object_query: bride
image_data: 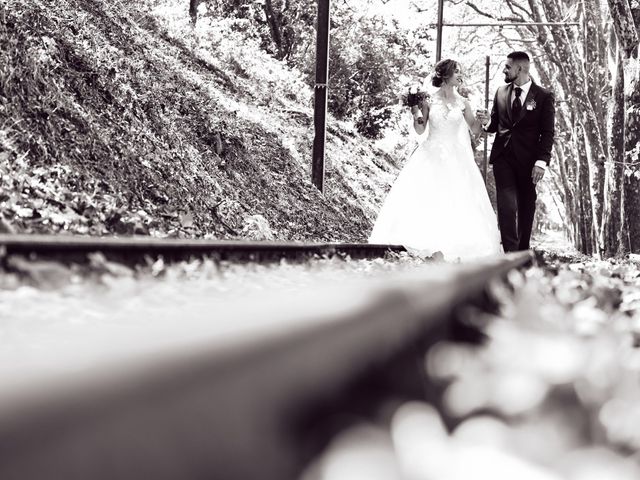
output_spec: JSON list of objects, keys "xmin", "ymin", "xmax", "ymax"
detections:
[{"xmin": 369, "ymin": 59, "xmax": 503, "ymax": 261}]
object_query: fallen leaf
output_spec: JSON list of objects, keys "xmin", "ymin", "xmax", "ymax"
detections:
[{"xmin": 179, "ymin": 212, "xmax": 194, "ymax": 228}]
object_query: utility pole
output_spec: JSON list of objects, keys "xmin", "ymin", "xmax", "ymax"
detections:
[{"xmin": 312, "ymin": 0, "xmax": 330, "ymax": 193}]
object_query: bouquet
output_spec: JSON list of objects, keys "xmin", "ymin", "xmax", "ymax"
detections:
[
  {"xmin": 402, "ymin": 85, "xmax": 428, "ymax": 124},
  {"xmin": 402, "ymin": 85, "xmax": 428, "ymax": 108}
]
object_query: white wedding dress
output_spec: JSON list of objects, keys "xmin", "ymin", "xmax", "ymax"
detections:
[{"xmin": 369, "ymin": 93, "xmax": 503, "ymax": 261}]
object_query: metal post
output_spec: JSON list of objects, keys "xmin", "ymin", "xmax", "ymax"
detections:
[
  {"xmin": 312, "ymin": 0, "xmax": 330, "ymax": 193},
  {"xmin": 435, "ymin": 0, "xmax": 444, "ymax": 62},
  {"xmin": 483, "ymin": 55, "xmax": 490, "ymax": 184},
  {"xmin": 433, "ymin": 22, "xmax": 580, "ymax": 27}
]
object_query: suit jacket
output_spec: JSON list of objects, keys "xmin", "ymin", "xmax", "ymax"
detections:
[{"xmin": 485, "ymin": 81, "xmax": 555, "ymax": 169}]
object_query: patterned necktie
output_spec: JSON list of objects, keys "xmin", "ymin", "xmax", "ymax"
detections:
[{"xmin": 512, "ymin": 86, "xmax": 523, "ymax": 118}]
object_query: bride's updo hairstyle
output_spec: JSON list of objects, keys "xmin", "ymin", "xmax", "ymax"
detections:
[{"xmin": 432, "ymin": 59, "xmax": 459, "ymax": 87}]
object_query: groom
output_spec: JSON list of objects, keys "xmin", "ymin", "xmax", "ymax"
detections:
[{"xmin": 482, "ymin": 51, "xmax": 555, "ymax": 252}]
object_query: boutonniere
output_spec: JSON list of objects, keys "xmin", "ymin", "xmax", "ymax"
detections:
[{"xmin": 525, "ymin": 99, "xmax": 537, "ymax": 111}]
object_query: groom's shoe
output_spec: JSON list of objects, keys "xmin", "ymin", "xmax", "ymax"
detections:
[
  {"xmin": 499, "ymin": 235, "xmax": 519, "ymax": 252},
  {"xmin": 501, "ymin": 238, "xmax": 519, "ymax": 252},
  {"xmin": 518, "ymin": 240, "xmax": 531, "ymax": 250}
]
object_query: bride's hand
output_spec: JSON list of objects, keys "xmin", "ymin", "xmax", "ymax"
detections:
[{"xmin": 411, "ymin": 105, "xmax": 425, "ymax": 125}]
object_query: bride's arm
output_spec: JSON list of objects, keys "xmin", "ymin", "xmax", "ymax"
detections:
[
  {"xmin": 411, "ymin": 99, "xmax": 429, "ymax": 135},
  {"xmin": 463, "ymin": 100, "xmax": 483, "ymax": 135}
]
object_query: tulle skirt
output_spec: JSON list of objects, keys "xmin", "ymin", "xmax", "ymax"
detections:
[{"xmin": 369, "ymin": 134, "xmax": 503, "ymax": 261}]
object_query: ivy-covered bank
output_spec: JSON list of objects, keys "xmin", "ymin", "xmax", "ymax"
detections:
[{"xmin": 0, "ymin": 0, "xmax": 409, "ymax": 241}]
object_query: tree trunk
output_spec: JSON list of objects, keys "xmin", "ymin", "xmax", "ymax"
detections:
[
  {"xmin": 586, "ymin": 0, "xmax": 609, "ymax": 132},
  {"xmin": 604, "ymin": 43, "xmax": 626, "ymax": 256},
  {"xmin": 623, "ymin": 30, "xmax": 640, "ymax": 250},
  {"xmin": 581, "ymin": 0, "xmax": 608, "ymax": 253},
  {"xmin": 575, "ymin": 120, "xmax": 597, "ymax": 254},
  {"xmin": 607, "ymin": 0, "xmax": 640, "ymax": 54},
  {"xmin": 190, "ymin": 0, "xmax": 200, "ymax": 26},
  {"xmin": 263, "ymin": 0, "xmax": 286, "ymax": 59},
  {"xmin": 554, "ymin": 146, "xmax": 579, "ymax": 244}
]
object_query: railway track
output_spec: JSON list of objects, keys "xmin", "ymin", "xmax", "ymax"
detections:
[
  {"xmin": 0, "ymin": 234, "xmax": 405, "ymax": 264},
  {"xmin": 0, "ymin": 236, "xmax": 534, "ymax": 480}
]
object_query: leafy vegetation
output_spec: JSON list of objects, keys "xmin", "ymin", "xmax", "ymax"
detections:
[
  {"xmin": 0, "ymin": 0, "xmax": 413, "ymax": 241},
  {"xmin": 194, "ymin": 0, "xmax": 432, "ymax": 138},
  {"xmin": 303, "ymin": 252, "xmax": 640, "ymax": 480}
]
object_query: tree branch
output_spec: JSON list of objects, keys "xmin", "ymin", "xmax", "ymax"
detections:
[
  {"xmin": 464, "ymin": 1, "xmax": 498, "ymax": 19},
  {"xmin": 410, "ymin": 1, "xmax": 429, "ymax": 13}
]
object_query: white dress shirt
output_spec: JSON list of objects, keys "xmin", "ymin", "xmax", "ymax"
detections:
[
  {"xmin": 513, "ymin": 79, "xmax": 546, "ymax": 170},
  {"xmin": 511, "ymin": 79, "xmax": 532, "ymax": 107}
]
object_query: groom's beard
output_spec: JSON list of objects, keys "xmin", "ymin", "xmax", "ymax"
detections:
[{"xmin": 504, "ymin": 74, "xmax": 515, "ymax": 83}]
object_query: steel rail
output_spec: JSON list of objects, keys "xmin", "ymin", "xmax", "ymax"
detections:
[
  {"xmin": 0, "ymin": 234, "xmax": 405, "ymax": 263},
  {"xmin": 0, "ymin": 250, "xmax": 533, "ymax": 480}
]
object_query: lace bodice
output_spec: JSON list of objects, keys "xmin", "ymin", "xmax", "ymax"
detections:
[{"xmin": 427, "ymin": 93, "xmax": 467, "ymax": 140}]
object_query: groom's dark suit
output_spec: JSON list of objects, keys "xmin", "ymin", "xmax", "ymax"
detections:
[{"xmin": 485, "ymin": 81, "xmax": 555, "ymax": 251}]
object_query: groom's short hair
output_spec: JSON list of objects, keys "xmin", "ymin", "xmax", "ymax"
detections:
[{"xmin": 507, "ymin": 51, "xmax": 530, "ymax": 63}]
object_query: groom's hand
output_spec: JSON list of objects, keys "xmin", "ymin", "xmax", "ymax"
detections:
[
  {"xmin": 475, "ymin": 109, "xmax": 489, "ymax": 125},
  {"xmin": 532, "ymin": 165, "xmax": 545, "ymax": 184}
]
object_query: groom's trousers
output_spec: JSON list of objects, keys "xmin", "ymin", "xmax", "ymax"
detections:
[{"xmin": 492, "ymin": 151, "xmax": 537, "ymax": 252}]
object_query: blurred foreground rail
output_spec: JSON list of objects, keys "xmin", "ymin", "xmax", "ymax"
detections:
[
  {"xmin": 0, "ymin": 250, "xmax": 533, "ymax": 480},
  {"xmin": 0, "ymin": 234, "xmax": 405, "ymax": 264}
]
